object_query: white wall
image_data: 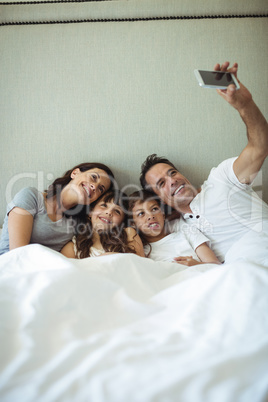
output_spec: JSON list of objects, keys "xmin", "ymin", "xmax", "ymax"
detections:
[{"xmin": 0, "ymin": 0, "xmax": 267, "ymax": 223}]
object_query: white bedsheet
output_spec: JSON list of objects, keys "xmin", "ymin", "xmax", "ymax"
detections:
[{"xmin": 0, "ymin": 243, "xmax": 268, "ymax": 402}]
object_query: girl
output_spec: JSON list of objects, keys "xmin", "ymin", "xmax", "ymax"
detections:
[
  {"xmin": 0, "ymin": 162, "xmax": 114, "ymax": 255},
  {"xmin": 128, "ymin": 190, "xmax": 220, "ymax": 266},
  {"xmin": 61, "ymin": 190, "xmax": 145, "ymax": 258}
]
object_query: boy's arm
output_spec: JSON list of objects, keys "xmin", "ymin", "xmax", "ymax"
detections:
[
  {"xmin": 173, "ymin": 243, "xmax": 220, "ymax": 266},
  {"xmin": 195, "ymin": 243, "xmax": 221, "ymax": 264}
]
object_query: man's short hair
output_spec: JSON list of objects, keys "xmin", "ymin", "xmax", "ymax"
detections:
[{"xmin": 139, "ymin": 154, "xmax": 179, "ymax": 191}]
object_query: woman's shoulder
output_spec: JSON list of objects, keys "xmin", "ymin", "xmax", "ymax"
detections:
[
  {"xmin": 8, "ymin": 187, "xmax": 44, "ymax": 214},
  {"xmin": 15, "ymin": 187, "xmax": 39, "ymax": 198}
]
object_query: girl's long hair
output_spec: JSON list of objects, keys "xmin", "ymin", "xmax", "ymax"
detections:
[
  {"xmin": 44, "ymin": 162, "xmax": 115, "ymax": 221},
  {"xmin": 75, "ymin": 190, "xmax": 137, "ymax": 259}
]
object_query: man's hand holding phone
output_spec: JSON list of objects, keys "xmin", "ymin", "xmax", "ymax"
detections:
[{"xmin": 214, "ymin": 62, "xmax": 253, "ymax": 112}]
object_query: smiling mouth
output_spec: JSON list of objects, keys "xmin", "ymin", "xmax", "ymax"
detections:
[
  {"xmin": 99, "ymin": 217, "xmax": 112, "ymax": 224},
  {"xmin": 172, "ymin": 184, "xmax": 185, "ymax": 196},
  {"xmin": 82, "ymin": 184, "xmax": 91, "ymax": 198}
]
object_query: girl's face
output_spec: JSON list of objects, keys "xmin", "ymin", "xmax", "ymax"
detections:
[
  {"xmin": 91, "ymin": 198, "xmax": 125, "ymax": 231},
  {"xmin": 132, "ymin": 199, "xmax": 166, "ymax": 242},
  {"xmin": 66, "ymin": 168, "xmax": 111, "ymax": 206}
]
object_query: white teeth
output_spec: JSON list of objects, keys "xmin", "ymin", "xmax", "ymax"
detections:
[
  {"xmin": 149, "ymin": 223, "xmax": 158, "ymax": 228},
  {"xmin": 100, "ymin": 217, "xmax": 110, "ymax": 224},
  {"xmin": 82, "ymin": 185, "xmax": 90, "ymax": 197},
  {"xmin": 174, "ymin": 185, "xmax": 184, "ymax": 196}
]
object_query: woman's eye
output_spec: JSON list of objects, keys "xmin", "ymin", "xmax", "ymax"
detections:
[
  {"xmin": 137, "ymin": 212, "xmax": 144, "ymax": 217},
  {"xmin": 99, "ymin": 186, "xmax": 104, "ymax": 194},
  {"xmin": 115, "ymin": 209, "xmax": 122, "ymax": 215}
]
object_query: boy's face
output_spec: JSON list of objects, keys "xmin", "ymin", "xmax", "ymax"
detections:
[{"xmin": 132, "ymin": 199, "xmax": 166, "ymax": 242}]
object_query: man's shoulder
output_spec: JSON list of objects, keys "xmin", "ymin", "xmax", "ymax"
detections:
[{"xmin": 208, "ymin": 157, "xmax": 237, "ymax": 179}]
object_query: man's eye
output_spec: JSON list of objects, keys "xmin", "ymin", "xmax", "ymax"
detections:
[
  {"xmin": 152, "ymin": 207, "xmax": 159, "ymax": 212},
  {"xmin": 159, "ymin": 181, "xmax": 164, "ymax": 188},
  {"xmin": 91, "ymin": 174, "xmax": 97, "ymax": 181},
  {"xmin": 137, "ymin": 212, "xmax": 144, "ymax": 217}
]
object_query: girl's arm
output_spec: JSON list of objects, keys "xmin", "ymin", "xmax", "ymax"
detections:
[
  {"xmin": 125, "ymin": 227, "xmax": 145, "ymax": 257},
  {"xmin": 60, "ymin": 241, "xmax": 76, "ymax": 258},
  {"xmin": 173, "ymin": 243, "xmax": 221, "ymax": 266},
  {"xmin": 8, "ymin": 207, "xmax": 34, "ymax": 250}
]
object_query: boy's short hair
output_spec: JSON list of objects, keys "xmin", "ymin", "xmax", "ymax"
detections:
[
  {"xmin": 139, "ymin": 154, "xmax": 179, "ymax": 191},
  {"xmin": 128, "ymin": 189, "xmax": 162, "ymax": 213}
]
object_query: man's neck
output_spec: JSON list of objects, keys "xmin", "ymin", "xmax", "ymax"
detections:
[
  {"xmin": 174, "ymin": 189, "xmax": 200, "ymax": 215},
  {"xmin": 176, "ymin": 205, "xmax": 193, "ymax": 215}
]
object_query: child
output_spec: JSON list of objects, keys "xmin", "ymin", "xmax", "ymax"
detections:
[
  {"xmin": 61, "ymin": 190, "xmax": 145, "ymax": 259},
  {"xmin": 128, "ymin": 190, "xmax": 220, "ymax": 266}
]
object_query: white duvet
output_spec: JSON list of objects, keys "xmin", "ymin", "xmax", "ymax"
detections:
[{"xmin": 0, "ymin": 233, "xmax": 268, "ymax": 402}]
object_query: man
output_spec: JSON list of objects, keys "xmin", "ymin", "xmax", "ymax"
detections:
[{"xmin": 139, "ymin": 62, "xmax": 268, "ymax": 262}]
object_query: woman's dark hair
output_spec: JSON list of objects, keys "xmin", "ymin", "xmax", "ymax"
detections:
[
  {"xmin": 128, "ymin": 189, "xmax": 163, "ymax": 257},
  {"xmin": 75, "ymin": 190, "xmax": 137, "ymax": 259},
  {"xmin": 140, "ymin": 154, "xmax": 178, "ymax": 191},
  {"xmin": 45, "ymin": 162, "xmax": 115, "ymax": 221}
]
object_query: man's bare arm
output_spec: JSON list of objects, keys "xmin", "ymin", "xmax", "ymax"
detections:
[{"xmin": 215, "ymin": 62, "xmax": 268, "ymax": 184}]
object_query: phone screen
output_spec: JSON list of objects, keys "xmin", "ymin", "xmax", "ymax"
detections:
[{"xmin": 199, "ymin": 70, "xmax": 235, "ymax": 86}]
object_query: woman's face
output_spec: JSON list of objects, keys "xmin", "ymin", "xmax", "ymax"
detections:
[
  {"xmin": 90, "ymin": 198, "xmax": 125, "ymax": 231},
  {"xmin": 64, "ymin": 168, "xmax": 111, "ymax": 206}
]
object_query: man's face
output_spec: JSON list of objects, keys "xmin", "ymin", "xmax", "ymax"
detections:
[{"xmin": 145, "ymin": 163, "xmax": 197, "ymax": 211}]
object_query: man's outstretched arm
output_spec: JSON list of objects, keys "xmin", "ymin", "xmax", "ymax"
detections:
[{"xmin": 215, "ymin": 61, "xmax": 268, "ymax": 184}]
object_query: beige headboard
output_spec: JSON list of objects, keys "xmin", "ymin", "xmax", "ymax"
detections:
[{"xmin": 1, "ymin": 0, "xmax": 267, "ymax": 223}]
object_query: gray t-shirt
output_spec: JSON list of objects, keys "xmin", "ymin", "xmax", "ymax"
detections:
[{"xmin": 0, "ymin": 187, "xmax": 76, "ymax": 255}]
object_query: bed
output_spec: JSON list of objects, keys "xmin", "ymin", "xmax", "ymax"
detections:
[
  {"xmin": 0, "ymin": 227, "xmax": 267, "ymax": 402},
  {"xmin": 1, "ymin": 0, "xmax": 268, "ymax": 400}
]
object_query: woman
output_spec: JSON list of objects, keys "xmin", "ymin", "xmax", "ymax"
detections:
[{"xmin": 0, "ymin": 162, "xmax": 114, "ymax": 255}]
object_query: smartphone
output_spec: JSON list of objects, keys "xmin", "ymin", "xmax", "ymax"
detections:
[{"xmin": 194, "ymin": 69, "xmax": 240, "ymax": 89}]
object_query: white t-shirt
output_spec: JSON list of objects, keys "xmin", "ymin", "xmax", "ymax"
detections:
[
  {"xmin": 183, "ymin": 157, "xmax": 268, "ymax": 262},
  {"xmin": 144, "ymin": 219, "xmax": 209, "ymax": 263}
]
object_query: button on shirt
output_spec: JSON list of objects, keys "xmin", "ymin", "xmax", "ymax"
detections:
[{"xmin": 182, "ymin": 157, "xmax": 268, "ymax": 262}]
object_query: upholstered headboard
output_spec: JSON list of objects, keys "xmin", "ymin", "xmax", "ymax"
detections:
[{"xmin": 1, "ymin": 0, "xmax": 267, "ymax": 223}]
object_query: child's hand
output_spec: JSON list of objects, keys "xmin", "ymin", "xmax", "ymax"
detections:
[{"xmin": 173, "ymin": 256, "xmax": 202, "ymax": 266}]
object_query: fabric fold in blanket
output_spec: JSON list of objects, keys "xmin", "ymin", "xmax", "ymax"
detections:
[{"xmin": 0, "ymin": 243, "xmax": 267, "ymax": 402}]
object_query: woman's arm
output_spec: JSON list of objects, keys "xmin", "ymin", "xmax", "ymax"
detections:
[
  {"xmin": 125, "ymin": 227, "xmax": 145, "ymax": 257},
  {"xmin": 60, "ymin": 241, "xmax": 76, "ymax": 258},
  {"xmin": 8, "ymin": 207, "xmax": 34, "ymax": 250}
]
